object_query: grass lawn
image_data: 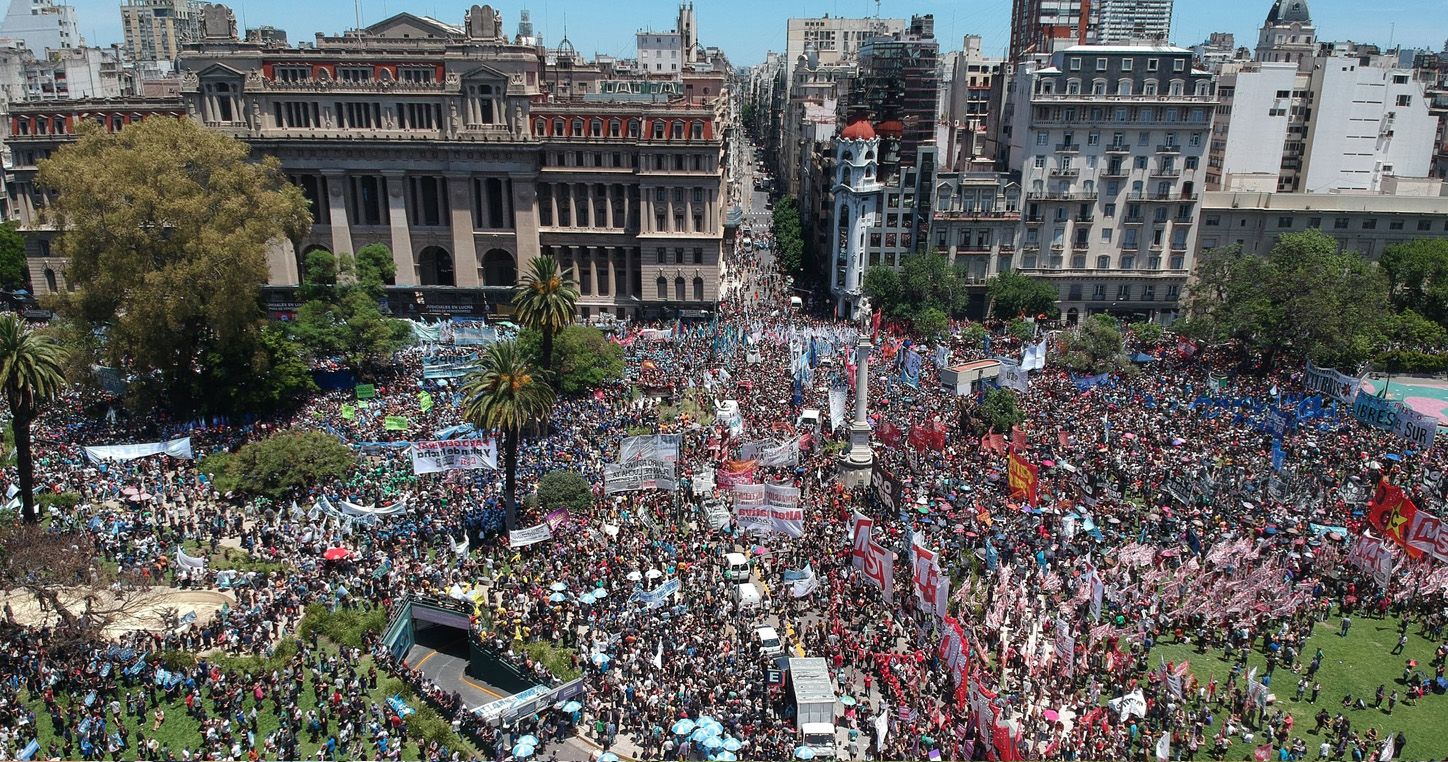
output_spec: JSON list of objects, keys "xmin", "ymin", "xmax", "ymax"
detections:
[
  {"xmin": 1152, "ymin": 614, "xmax": 1446, "ymax": 759},
  {"xmin": 20, "ymin": 637, "xmax": 480, "ymax": 760}
]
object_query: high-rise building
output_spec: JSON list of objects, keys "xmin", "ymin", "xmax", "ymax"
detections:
[
  {"xmin": 121, "ymin": 0, "xmax": 203, "ymax": 63},
  {"xmin": 1300, "ymin": 58, "xmax": 1437, "ymax": 192},
  {"xmin": 1254, "ymin": 0, "xmax": 1316, "ymax": 71},
  {"xmin": 937, "ymin": 35, "xmax": 1004, "ymax": 170},
  {"xmin": 785, "ymin": 16, "xmax": 904, "ymax": 77},
  {"xmin": 1008, "ymin": 0, "xmax": 1096, "ymax": 62},
  {"xmin": 848, "ymin": 15, "xmax": 939, "ymax": 176},
  {"xmin": 10, "ymin": 2, "xmax": 733, "ymax": 321},
  {"xmin": 1095, "ymin": 0, "xmax": 1172, "ymax": 44},
  {"xmin": 1003, "ymin": 44, "xmax": 1216, "ymax": 322},
  {"xmin": 0, "ymin": 0, "xmax": 81, "ymax": 54}
]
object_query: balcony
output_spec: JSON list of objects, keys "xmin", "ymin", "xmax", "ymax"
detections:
[
  {"xmin": 1104, "ymin": 145, "xmax": 1131, "ymax": 154},
  {"xmin": 1025, "ymin": 214, "xmax": 1045, "ymax": 223},
  {"xmin": 958, "ymin": 245, "xmax": 994, "ymax": 253},
  {"xmin": 1123, "ymin": 216, "xmax": 1145, "ymax": 225},
  {"xmin": 934, "ymin": 209, "xmax": 1022, "ymax": 221},
  {"xmin": 1026, "ymin": 191, "xmax": 1098, "ymax": 201},
  {"xmin": 1151, "ymin": 168, "xmax": 1182, "ymax": 178},
  {"xmin": 1075, "ymin": 214, "xmax": 1095, "ymax": 223},
  {"xmin": 1174, "ymin": 215, "xmax": 1195, "ymax": 224},
  {"xmin": 1155, "ymin": 144, "xmax": 1181, "ymax": 153},
  {"xmin": 1056, "ymin": 143, "xmax": 1081, "ymax": 152},
  {"xmin": 1049, "ymin": 167, "xmax": 1080, "ymax": 177},
  {"xmin": 1101, "ymin": 168, "xmax": 1128, "ymax": 178}
]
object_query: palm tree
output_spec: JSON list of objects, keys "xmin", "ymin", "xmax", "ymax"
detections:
[
  {"xmin": 512, "ymin": 255, "xmax": 579, "ymax": 376},
  {"xmin": 461, "ymin": 340, "xmax": 554, "ymax": 531},
  {"xmin": 0, "ymin": 314, "xmax": 66, "ymax": 523}
]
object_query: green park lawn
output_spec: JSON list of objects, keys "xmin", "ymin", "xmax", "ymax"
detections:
[
  {"xmin": 1152, "ymin": 614, "xmax": 1446, "ymax": 759},
  {"xmin": 20, "ymin": 636, "xmax": 479, "ymax": 760}
]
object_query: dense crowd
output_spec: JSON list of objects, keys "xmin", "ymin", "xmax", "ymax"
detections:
[{"xmin": 0, "ymin": 204, "xmax": 1443, "ymax": 762}]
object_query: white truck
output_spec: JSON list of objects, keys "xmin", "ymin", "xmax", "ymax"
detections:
[{"xmin": 788, "ymin": 657, "xmax": 838, "ymax": 759}]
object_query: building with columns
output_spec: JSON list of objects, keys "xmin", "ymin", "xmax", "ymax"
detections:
[{"xmin": 9, "ymin": 2, "xmax": 730, "ymax": 321}]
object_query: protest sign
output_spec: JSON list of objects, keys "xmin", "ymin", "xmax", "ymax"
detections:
[{"xmin": 410, "ymin": 439, "xmax": 498, "ymax": 475}]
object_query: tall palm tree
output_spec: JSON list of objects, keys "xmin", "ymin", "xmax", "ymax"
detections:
[
  {"xmin": 0, "ymin": 314, "xmax": 66, "ymax": 523},
  {"xmin": 461, "ymin": 340, "xmax": 554, "ymax": 531},
  {"xmin": 512, "ymin": 255, "xmax": 579, "ymax": 376}
]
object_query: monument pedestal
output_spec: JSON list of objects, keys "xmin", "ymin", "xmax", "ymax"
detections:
[{"xmin": 836, "ymin": 418, "xmax": 874, "ymax": 489}]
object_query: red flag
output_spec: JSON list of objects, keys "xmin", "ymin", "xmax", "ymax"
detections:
[
  {"xmin": 871, "ymin": 309, "xmax": 882, "ymax": 338},
  {"xmin": 1011, "ymin": 425, "xmax": 1027, "ymax": 451},
  {"xmin": 1367, "ymin": 479, "xmax": 1422, "ymax": 559},
  {"xmin": 908, "ymin": 423, "xmax": 931, "ymax": 452},
  {"xmin": 926, "ymin": 419, "xmax": 947, "ymax": 450},
  {"xmin": 1058, "ymin": 429, "xmax": 1069, "ymax": 450},
  {"xmin": 1007, "ymin": 450, "xmax": 1040, "ymax": 505},
  {"xmin": 879, "ymin": 421, "xmax": 903, "ymax": 447}
]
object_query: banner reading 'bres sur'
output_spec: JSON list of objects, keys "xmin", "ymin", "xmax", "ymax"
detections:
[
  {"xmin": 411, "ymin": 439, "xmax": 498, "ymax": 475},
  {"xmin": 1304, "ymin": 362, "xmax": 1363, "ymax": 405},
  {"xmin": 604, "ymin": 460, "xmax": 678, "ymax": 494},
  {"xmin": 1351, "ymin": 390, "xmax": 1438, "ymax": 451}
]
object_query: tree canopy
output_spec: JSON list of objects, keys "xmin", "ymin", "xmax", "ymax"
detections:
[
  {"xmin": 1179, "ymin": 230, "xmax": 1389, "ymax": 367},
  {"xmin": 287, "ymin": 246, "xmax": 411, "ymax": 368},
  {"xmin": 1061, "ymin": 314, "xmax": 1132, "ymax": 374},
  {"xmin": 517, "ymin": 324, "xmax": 624, "ymax": 396},
  {"xmin": 987, "ymin": 271, "xmax": 1060, "ymax": 320},
  {"xmin": 201, "ymin": 430, "xmax": 356, "ymax": 499},
  {"xmin": 863, "ymin": 253, "xmax": 969, "ymax": 322},
  {"xmin": 977, "ymin": 388, "xmax": 1024, "ymax": 433},
  {"xmin": 534, "ymin": 469, "xmax": 593, "ymax": 514},
  {"xmin": 1380, "ymin": 239, "xmax": 1448, "ymax": 327},
  {"xmin": 0, "ymin": 222, "xmax": 27, "ymax": 291},
  {"xmin": 771, "ymin": 196, "xmax": 805, "ymax": 275},
  {"xmin": 38, "ymin": 117, "xmax": 312, "ymax": 412}
]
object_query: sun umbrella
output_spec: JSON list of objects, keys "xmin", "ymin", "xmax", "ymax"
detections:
[
  {"xmin": 722, "ymin": 738, "xmax": 743, "ymax": 752},
  {"xmin": 561, "ymin": 701, "xmax": 583, "ymax": 713},
  {"xmin": 323, "ymin": 547, "xmax": 350, "ymax": 561},
  {"xmin": 839, "ymin": 695, "xmax": 857, "ymax": 706},
  {"xmin": 516, "ymin": 735, "xmax": 539, "ymax": 747},
  {"xmin": 702, "ymin": 736, "xmax": 724, "ymax": 750},
  {"xmin": 715, "ymin": 753, "xmax": 738, "ymax": 762},
  {"xmin": 794, "ymin": 746, "xmax": 817, "ymax": 760},
  {"xmin": 578, "ymin": 591, "xmax": 597, "ymax": 605},
  {"xmin": 548, "ymin": 592, "xmax": 568, "ymax": 603},
  {"xmin": 593, "ymin": 588, "xmax": 609, "ymax": 599},
  {"xmin": 549, "ymin": 582, "xmax": 567, "ymax": 592},
  {"xmin": 511, "ymin": 743, "xmax": 535, "ymax": 758},
  {"xmin": 599, "ymin": 754, "xmax": 620, "ymax": 762},
  {"xmin": 646, "ymin": 569, "xmax": 663, "ymax": 579},
  {"xmin": 626, "ymin": 570, "xmax": 643, "ymax": 582},
  {"xmin": 590, "ymin": 652, "xmax": 610, "ymax": 667},
  {"xmin": 672, "ymin": 718, "xmax": 697, "ymax": 735}
]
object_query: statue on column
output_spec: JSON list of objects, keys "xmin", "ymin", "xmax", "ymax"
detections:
[{"xmin": 852, "ymin": 296, "xmax": 873, "ymax": 331}]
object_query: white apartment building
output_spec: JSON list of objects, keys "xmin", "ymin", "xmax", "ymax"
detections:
[
  {"xmin": 637, "ymin": 31, "xmax": 682, "ymax": 75},
  {"xmin": 1095, "ymin": 0, "xmax": 1172, "ymax": 44},
  {"xmin": 1300, "ymin": 59, "xmax": 1437, "ymax": 192},
  {"xmin": 1200, "ymin": 183, "xmax": 1448, "ymax": 261},
  {"xmin": 0, "ymin": 0, "xmax": 79, "ymax": 54},
  {"xmin": 1003, "ymin": 45, "xmax": 1216, "ymax": 323},
  {"xmin": 1206, "ymin": 61, "xmax": 1304, "ymax": 191}
]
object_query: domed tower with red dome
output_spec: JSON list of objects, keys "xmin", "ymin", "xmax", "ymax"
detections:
[{"xmin": 830, "ymin": 115, "xmax": 884, "ymax": 317}]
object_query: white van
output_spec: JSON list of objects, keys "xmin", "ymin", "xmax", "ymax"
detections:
[
  {"xmin": 734, "ymin": 582, "xmax": 763, "ymax": 610},
  {"xmin": 789, "ymin": 296, "xmax": 804, "ymax": 310},
  {"xmin": 724, "ymin": 552, "xmax": 751, "ymax": 582},
  {"xmin": 796, "ymin": 409, "xmax": 822, "ymax": 435},
  {"xmin": 754, "ymin": 625, "xmax": 784, "ymax": 657}
]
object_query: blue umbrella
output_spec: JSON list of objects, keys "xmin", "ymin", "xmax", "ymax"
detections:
[
  {"xmin": 590, "ymin": 652, "xmax": 610, "ymax": 667},
  {"xmin": 548, "ymin": 592, "xmax": 567, "ymax": 603},
  {"xmin": 561, "ymin": 701, "xmax": 583, "ymax": 713},
  {"xmin": 795, "ymin": 746, "xmax": 817, "ymax": 760},
  {"xmin": 715, "ymin": 753, "xmax": 738, "ymax": 762},
  {"xmin": 579, "ymin": 591, "xmax": 597, "ymax": 605},
  {"xmin": 702, "ymin": 736, "xmax": 724, "ymax": 750},
  {"xmin": 839, "ymin": 695, "xmax": 857, "ymax": 706},
  {"xmin": 722, "ymin": 738, "xmax": 743, "ymax": 752},
  {"xmin": 599, "ymin": 755, "xmax": 620, "ymax": 762},
  {"xmin": 549, "ymin": 582, "xmax": 567, "ymax": 591},
  {"xmin": 672, "ymin": 718, "xmax": 697, "ymax": 735},
  {"xmin": 516, "ymin": 735, "xmax": 539, "ymax": 747},
  {"xmin": 691, "ymin": 727, "xmax": 717, "ymax": 743},
  {"xmin": 511, "ymin": 743, "xmax": 536, "ymax": 758}
]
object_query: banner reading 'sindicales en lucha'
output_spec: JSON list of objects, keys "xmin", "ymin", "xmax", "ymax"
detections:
[{"xmin": 410, "ymin": 438, "xmax": 498, "ymax": 475}]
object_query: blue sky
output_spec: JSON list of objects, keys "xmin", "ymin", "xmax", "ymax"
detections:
[{"xmin": 67, "ymin": 0, "xmax": 1447, "ymax": 65}]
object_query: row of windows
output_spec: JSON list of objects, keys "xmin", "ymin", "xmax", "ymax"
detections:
[
  {"xmin": 1064, "ymin": 283, "xmax": 1182, "ymax": 302},
  {"xmin": 1032, "ymin": 105, "xmax": 1210, "ymax": 124},
  {"xmin": 1057, "ymin": 77, "xmax": 1198, "ymax": 97},
  {"xmin": 1021, "ymin": 253, "xmax": 1188, "ymax": 272},
  {"xmin": 288, "ymin": 173, "xmax": 514, "ymax": 230},
  {"xmin": 533, "ymin": 116, "xmax": 708, "ymax": 141},
  {"xmin": 1203, "ymin": 215, "xmax": 1448, "ymax": 233},
  {"xmin": 1066, "ymin": 56, "xmax": 1187, "ymax": 74},
  {"xmin": 270, "ymin": 64, "xmax": 444, "ymax": 84}
]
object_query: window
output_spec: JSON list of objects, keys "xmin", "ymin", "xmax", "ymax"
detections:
[
  {"xmin": 1419, "ymin": 219, "xmax": 1433, "ymax": 231},
  {"xmin": 1361, "ymin": 218, "xmax": 1376, "ymax": 230},
  {"xmin": 1091, "ymin": 284, "xmax": 1106, "ymax": 300},
  {"xmin": 1166, "ymin": 285, "xmax": 1180, "ymax": 301},
  {"xmin": 1120, "ymin": 58, "xmax": 1133, "ymax": 71},
  {"xmin": 1117, "ymin": 284, "xmax": 1132, "ymax": 300},
  {"xmin": 1069, "ymin": 57, "xmax": 1081, "ymax": 71},
  {"xmin": 1333, "ymin": 217, "xmax": 1349, "ymax": 229},
  {"xmin": 1036, "ymin": 133, "xmax": 1049, "ymax": 146},
  {"xmin": 1123, "ymin": 229, "xmax": 1138, "ymax": 249},
  {"xmin": 693, "ymin": 248, "xmax": 703, "ymax": 265},
  {"xmin": 1146, "ymin": 58, "xmax": 1159, "ymax": 72},
  {"xmin": 1143, "ymin": 284, "xmax": 1156, "ymax": 301},
  {"xmin": 693, "ymin": 277, "xmax": 704, "ymax": 301},
  {"xmin": 1396, "ymin": 95, "xmax": 1412, "ymax": 107},
  {"xmin": 1172, "ymin": 58, "xmax": 1185, "ymax": 72},
  {"xmin": 1068, "ymin": 284, "xmax": 1082, "ymax": 300},
  {"xmin": 1204, "ymin": 215, "xmax": 1220, "ymax": 227},
  {"xmin": 657, "ymin": 276, "xmax": 668, "ymax": 299},
  {"xmin": 1095, "ymin": 58, "xmax": 1107, "ymax": 71}
]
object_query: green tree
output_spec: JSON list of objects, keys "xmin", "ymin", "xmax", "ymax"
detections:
[
  {"xmin": 1181, "ymin": 231, "xmax": 1389, "ymax": 367},
  {"xmin": 289, "ymin": 248, "xmax": 411, "ymax": 367},
  {"xmin": 771, "ymin": 196, "xmax": 805, "ymax": 275},
  {"xmin": 534, "ymin": 469, "xmax": 593, "ymax": 513},
  {"xmin": 1380, "ymin": 239, "xmax": 1448, "ymax": 326},
  {"xmin": 977, "ymin": 387, "xmax": 1024, "ymax": 433},
  {"xmin": 912, "ymin": 307, "xmax": 949, "ymax": 341},
  {"xmin": 900, "ymin": 253, "xmax": 969, "ymax": 318},
  {"xmin": 512, "ymin": 255, "xmax": 579, "ymax": 376},
  {"xmin": 203, "ymin": 430, "xmax": 355, "ymax": 499},
  {"xmin": 38, "ymin": 118, "xmax": 311, "ymax": 411},
  {"xmin": 517, "ymin": 325, "xmax": 623, "ymax": 395},
  {"xmin": 462, "ymin": 341, "xmax": 555, "ymax": 530},
  {"xmin": 1062, "ymin": 314, "xmax": 1132, "ymax": 374},
  {"xmin": 0, "ymin": 222, "xmax": 27, "ymax": 291},
  {"xmin": 0, "ymin": 314, "xmax": 65, "ymax": 522},
  {"xmin": 862, "ymin": 266, "xmax": 903, "ymax": 317},
  {"xmin": 1130, "ymin": 321, "xmax": 1165, "ymax": 346},
  {"xmin": 194, "ymin": 323, "xmax": 317, "ymax": 414},
  {"xmin": 987, "ymin": 271, "xmax": 1061, "ymax": 319},
  {"xmin": 1007, "ymin": 319, "xmax": 1035, "ymax": 343},
  {"xmin": 960, "ymin": 322, "xmax": 988, "ymax": 348}
]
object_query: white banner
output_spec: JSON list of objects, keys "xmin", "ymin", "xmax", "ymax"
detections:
[
  {"xmin": 618, "ymin": 434, "xmax": 683, "ymax": 464},
  {"xmin": 1304, "ymin": 361, "xmax": 1363, "ymax": 404},
  {"xmin": 910, "ymin": 534, "xmax": 949, "ymax": 618},
  {"xmin": 84, "ymin": 437, "xmax": 192, "ymax": 463},
  {"xmin": 850, "ymin": 511, "xmax": 874, "ymax": 570},
  {"xmin": 828, "ymin": 388, "xmax": 848, "ymax": 432},
  {"xmin": 862, "ymin": 540, "xmax": 894, "ymax": 603},
  {"xmin": 998, "ymin": 359, "xmax": 1029, "ymax": 393},
  {"xmin": 604, "ymin": 461, "xmax": 678, "ymax": 494},
  {"xmin": 411, "ymin": 439, "xmax": 497, "ymax": 474},
  {"xmin": 767, "ymin": 483, "xmax": 804, "ymax": 538},
  {"xmin": 716, "ymin": 400, "xmax": 744, "ymax": 436},
  {"xmin": 732, "ymin": 483, "xmax": 771, "ymax": 534},
  {"xmin": 741, "ymin": 439, "xmax": 800, "ymax": 467},
  {"xmin": 789, "ymin": 565, "xmax": 820, "ymax": 598},
  {"xmin": 1022, "ymin": 338, "xmax": 1047, "ymax": 371},
  {"xmin": 175, "ymin": 546, "xmax": 207, "ymax": 570},
  {"xmin": 509, "ymin": 522, "xmax": 554, "ymax": 548}
]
